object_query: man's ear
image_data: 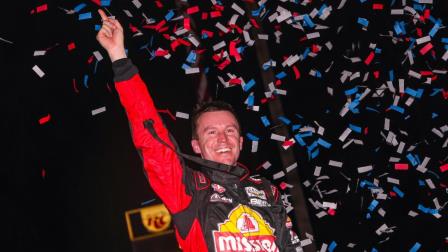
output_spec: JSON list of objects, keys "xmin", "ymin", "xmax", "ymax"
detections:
[
  {"xmin": 239, "ymin": 136, "xmax": 243, "ymax": 150},
  {"xmin": 191, "ymin": 139, "xmax": 202, "ymax": 154}
]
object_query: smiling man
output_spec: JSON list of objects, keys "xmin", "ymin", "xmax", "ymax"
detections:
[{"xmin": 96, "ymin": 9, "xmax": 301, "ymax": 252}]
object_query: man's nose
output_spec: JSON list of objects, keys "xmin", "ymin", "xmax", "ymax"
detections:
[{"xmin": 217, "ymin": 131, "xmax": 228, "ymax": 142}]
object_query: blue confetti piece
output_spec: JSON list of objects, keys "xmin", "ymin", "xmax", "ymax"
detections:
[
  {"xmin": 409, "ymin": 242, "xmax": 421, "ymax": 252},
  {"xmin": 368, "ymin": 199, "xmax": 379, "ymax": 211},
  {"xmin": 359, "ymin": 0, "xmax": 368, "ymax": 3},
  {"xmin": 375, "ymin": 48, "xmax": 382, "ymax": 54},
  {"xmin": 83, "ymin": 75, "xmax": 89, "ymax": 88},
  {"xmin": 430, "ymin": 88, "xmax": 442, "ymax": 96},
  {"xmin": 328, "ymin": 241, "xmax": 337, "ymax": 252},
  {"xmin": 310, "ymin": 148, "xmax": 319, "ymax": 159},
  {"xmin": 371, "ymin": 248, "xmax": 378, "ymax": 252},
  {"xmin": 95, "ymin": 24, "xmax": 101, "ymax": 31},
  {"xmin": 406, "ymin": 153, "xmax": 419, "ymax": 166},
  {"xmin": 418, "ymin": 180, "xmax": 425, "ymax": 186},
  {"xmin": 294, "ymin": 134, "xmax": 306, "ymax": 146},
  {"xmin": 429, "ymin": 23, "xmax": 440, "ymax": 37},
  {"xmin": 165, "ymin": 10, "xmax": 175, "ymax": 21},
  {"xmin": 278, "ymin": 116, "xmax": 291, "ymax": 125},
  {"xmin": 295, "ymin": 114, "xmax": 304, "ymax": 119},
  {"xmin": 389, "ymin": 70, "xmax": 394, "ymax": 82},
  {"xmin": 392, "ymin": 186, "xmax": 404, "ymax": 198},
  {"xmin": 79, "ymin": 12, "xmax": 92, "ymax": 21},
  {"xmin": 366, "ymin": 212, "xmax": 371, "ymax": 219},
  {"xmin": 441, "ymin": 38, "xmax": 448, "ymax": 43},
  {"xmin": 276, "ymin": 71, "xmax": 287, "ymax": 79},
  {"xmin": 357, "ymin": 17, "xmax": 369, "ymax": 27},
  {"xmin": 413, "ymin": 4, "xmax": 424, "ymax": 12},
  {"xmin": 246, "ymin": 133, "xmax": 259, "ymax": 141},
  {"xmin": 101, "ymin": 0, "xmax": 111, "ymax": 7},
  {"xmin": 308, "ymin": 141, "xmax": 318, "ymax": 152},
  {"xmin": 260, "ymin": 116, "xmax": 270, "ymax": 127},
  {"xmin": 247, "ymin": 95, "xmax": 255, "ymax": 107},
  {"xmin": 303, "ymin": 14, "xmax": 315, "ymax": 28},
  {"xmin": 317, "ymin": 138, "xmax": 331, "ymax": 149},
  {"xmin": 318, "ymin": 4, "xmax": 328, "ymax": 16},
  {"xmin": 432, "ymin": 112, "xmax": 438, "ymax": 119},
  {"xmin": 388, "ymin": 105, "xmax": 405, "ymax": 114},
  {"xmin": 366, "ymin": 106, "xmax": 380, "ymax": 113},
  {"xmin": 303, "ymin": 47, "xmax": 310, "ymax": 59},
  {"xmin": 291, "ymin": 124, "xmax": 301, "ymax": 131},
  {"xmin": 186, "ymin": 51, "xmax": 197, "ymax": 64},
  {"xmin": 345, "ymin": 87, "xmax": 359, "ymax": 96},
  {"xmin": 394, "ymin": 21, "xmax": 403, "ymax": 35},
  {"xmin": 74, "ymin": 3, "xmax": 87, "ymax": 13},
  {"xmin": 181, "ymin": 63, "xmax": 190, "ymax": 70},
  {"xmin": 243, "ymin": 79, "xmax": 256, "ymax": 92},
  {"xmin": 349, "ymin": 123, "xmax": 362, "ymax": 133}
]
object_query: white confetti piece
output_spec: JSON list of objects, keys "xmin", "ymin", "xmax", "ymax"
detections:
[
  {"xmin": 32, "ymin": 65, "xmax": 45, "ymax": 78},
  {"xmin": 91, "ymin": 106, "xmax": 106, "ymax": 116},
  {"xmin": 175, "ymin": 111, "xmax": 189, "ymax": 119},
  {"xmin": 329, "ymin": 160, "xmax": 343, "ymax": 167},
  {"xmin": 357, "ymin": 165, "xmax": 373, "ymax": 173}
]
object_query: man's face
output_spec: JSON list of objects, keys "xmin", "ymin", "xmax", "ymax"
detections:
[{"xmin": 191, "ymin": 111, "xmax": 243, "ymax": 166}]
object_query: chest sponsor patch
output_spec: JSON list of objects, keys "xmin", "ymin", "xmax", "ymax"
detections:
[
  {"xmin": 249, "ymin": 198, "xmax": 271, "ymax": 207},
  {"xmin": 212, "ymin": 204, "xmax": 278, "ymax": 252},
  {"xmin": 212, "ymin": 183, "xmax": 226, "ymax": 194},
  {"xmin": 245, "ymin": 186, "xmax": 267, "ymax": 200},
  {"xmin": 210, "ymin": 193, "xmax": 233, "ymax": 204}
]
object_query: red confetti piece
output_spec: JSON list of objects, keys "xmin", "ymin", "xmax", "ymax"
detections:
[
  {"xmin": 229, "ymin": 78, "xmax": 242, "ymax": 85},
  {"xmin": 440, "ymin": 164, "xmax": 448, "ymax": 173},
  {"xmin": 210, "ymin": 11, "xmax": 222, "ymax": 18},
  {"xmin": 39, "ymin": 114, "xmax": 51, "ymax": 125},
  {"xmin": 364, "ymin": 51, "xmax": 375, "ymax": 65},
  {"xmin": 279, "ymin": 182, "xmax": 288, "ymax": 190},
  {"xmin": 184, "ymin": 18, "xmax": 191, "ymax": 31},
  {"xmin": 155, "ymin": 0, "xmax": 163, "ymax": 8},
  {"xmin": 229, "ymin": 41, "xmax": 242, "ymax": 62},
  {"xmin": 419, "ymin": 43, "xmax": 433, "ymax": 55},
  {"xmin": 373, "ymin": 71, "xmax": 380, "ymax": 79},
  {"xmin": 394, "ymin": 163, "xmax": 409, "ymax": 170},
  {"xmin": 67, "ymin": 42, "xmax": 76, "ymax": 51},
  {"xmin": 328, "ymin": 208, "xmax": 336, "ymax": 216},
  {"xmin": 187, "ymin": 6, "xmax": 199, "ymax": 14},
  {"xmin": 36, "ymin": 4, "xmax": 48, "ymax": 13},
  {"xmin": 91, "ymin": 0, "xmax": 101, "ymax": 6},
  {"xmin": 282, "ymin": 140, "xmax": 294, "ymax": 148},
  {"xmin": 372, "ymin": 3, "xmax": 383, "ymax": 10},
  {"xmin": 41, "ymin": 168, "xmax": 46, "ymax": 179},
  {"xmin": 292, "ymin": 65, "xmax": 301, "ymax": 80}
]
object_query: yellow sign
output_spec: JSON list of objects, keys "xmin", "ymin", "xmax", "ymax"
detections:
[
  {"xmin": 212, "ymin": 204, "xmax": 278, "ymax": 251},
  {"xmin": 125, "ymin": 204, "xmax": 173, "ymax": 241}
]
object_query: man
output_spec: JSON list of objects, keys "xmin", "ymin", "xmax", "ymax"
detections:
[{"xmin": 96, "ymin": 9, "xmax": 300, "ymax": 251}]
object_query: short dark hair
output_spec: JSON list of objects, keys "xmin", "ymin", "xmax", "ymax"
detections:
[{"xmin": 191, "ymin": 100, "xmax": 241, "ymax": 139}]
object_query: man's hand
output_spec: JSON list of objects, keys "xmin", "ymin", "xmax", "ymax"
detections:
[{"xmin": 96, "ymin": 9, "xmax": 127, "ymax": 62}]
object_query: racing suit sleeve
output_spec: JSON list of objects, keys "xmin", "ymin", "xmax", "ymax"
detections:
[{"xmin": 112, "ymin": 58, "xmax": 192, "ymax": 214}]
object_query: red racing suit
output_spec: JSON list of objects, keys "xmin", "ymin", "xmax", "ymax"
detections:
[{"xmin": 113, "ymin": 58, "xmax": 301, "ymax": 252}]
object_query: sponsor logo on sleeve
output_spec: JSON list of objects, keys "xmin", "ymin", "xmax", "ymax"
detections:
[
  {"xmin": 212, "ymin": 183, "xmax": 227, "ymax": 194},
  {"xmin": 249, "ymin": 198, "xmax": 271, "ymax": 207},
  {"xmin": 210, "ymin": 193, "xmax": 233, "ymax": 204},
  {"xmin": 245, "ymin": 187, "xmax": 267, "ymax": 200},
  {"xmin": 212, "ymin": 204, "xmax": 278, "ymax": 252}
]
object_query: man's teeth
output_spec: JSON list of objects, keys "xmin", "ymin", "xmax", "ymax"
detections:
[{"xmin": 216, "ymin": 148, "xmax": 231, "ymax": 153}]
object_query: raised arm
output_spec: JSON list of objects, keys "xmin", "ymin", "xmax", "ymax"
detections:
[{"xmin": 96, "ymin": 9, "xmax": 192, "ymax": 214}]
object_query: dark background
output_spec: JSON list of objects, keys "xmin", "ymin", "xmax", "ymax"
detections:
[{"xmin": 2, "ymin": 0, "xmax": 448, "ymax": 251}]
